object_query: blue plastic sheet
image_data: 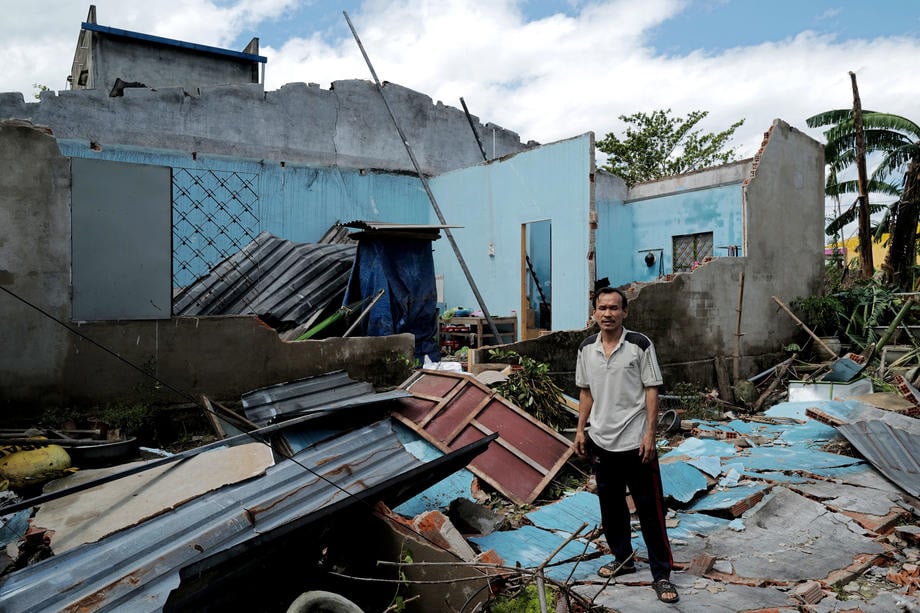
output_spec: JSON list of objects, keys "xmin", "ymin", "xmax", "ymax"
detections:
[{"xmin": 344, "ymin": 237, "xmax": 439, "ymax": 363}]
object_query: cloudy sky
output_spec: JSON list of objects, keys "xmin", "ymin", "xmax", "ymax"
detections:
[{"xmin": 2, "ymin": 1, "xmax": 919, "ymax": 171}]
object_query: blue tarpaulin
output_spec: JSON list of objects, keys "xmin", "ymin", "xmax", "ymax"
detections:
[{"xmin": 344, "ymin": 236, "xmax": 439, "ymax": 363}]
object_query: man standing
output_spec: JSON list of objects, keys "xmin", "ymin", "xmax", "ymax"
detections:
[{"xmin": 573, "ymin": 287, "xmax": 679, "ymax": 604}]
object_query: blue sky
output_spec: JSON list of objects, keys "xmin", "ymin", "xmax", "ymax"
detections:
[
  {"xmin": 231, "ymin": 0, "xmax": 920, "ymax": 57},
  {"xmin": 2, "ymin": 0, "xmax": 920, "ymax": 232}
]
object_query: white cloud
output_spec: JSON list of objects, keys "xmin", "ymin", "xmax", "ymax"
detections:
[{"xmin": 2, "ymin": 0, "xmax": 920, "ymax": 163}]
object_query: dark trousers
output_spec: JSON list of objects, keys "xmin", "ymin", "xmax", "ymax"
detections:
[{"xmin": 589, "ymin": 439, "xmax": 674, "ymax": 581}]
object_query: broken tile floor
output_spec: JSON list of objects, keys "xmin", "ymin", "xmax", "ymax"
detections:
[
  {"xmin": 4, "ymin": 387, "xmax": 920, "ymax": 612},
  {"xmin": 403, "ymin": 396, "xmax": 920, "ymax": 611}
]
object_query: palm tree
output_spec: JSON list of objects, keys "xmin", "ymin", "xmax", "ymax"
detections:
[{"xmin": 807, "ymin": 108, "xmax": 920, "ymax": 290}]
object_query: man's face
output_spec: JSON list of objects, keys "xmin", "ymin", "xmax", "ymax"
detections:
[{"xmin": 593, "ymin": 291, "xmax": 627, "ymax": 333}]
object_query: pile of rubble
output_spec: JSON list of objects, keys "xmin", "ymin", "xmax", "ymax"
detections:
[{"xmin": 1, "ymin": 351, "xmax": 920, "ymax": 612}]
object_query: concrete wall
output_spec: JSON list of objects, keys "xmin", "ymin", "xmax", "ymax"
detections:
[
  {"xmin": 479, "ymin": 120, "xmax": 825, "ymax": 391},
  {"xmin": 594, "ymin": 171, "xmax": 630, "ymax": 287},
  {"xmin": 88, "ymin": 34, "xmax": 259, "ymax": 93},
  {"xmin": 0, "ymin": 80, "xmax": 530, "ymax": 176},
  {"xmin": 0, "ymin": 121, "xmax": 73, "ymax": 405},
  {"xmin": 626, "ymin": 121, "xmax": 824, "ymax": 382},
  {"xmin": 0, "ymin": 121, "xmax": 416, "ymax": 410},
  {"xmin": 596, "ymin": 163, "xmax": 749, "ymax": 287},
  {"xmin": 0, "ymin": 75, "xmax": 823, "ymax": 404}
]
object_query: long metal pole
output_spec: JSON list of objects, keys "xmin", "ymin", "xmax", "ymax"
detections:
[
  {"xmin": 460, "ymin": 97, "xmax": 489, "ymax": 162},
  {"xmin": 343, "ymin": 11, "xmax": 502, "ymax": 342}
]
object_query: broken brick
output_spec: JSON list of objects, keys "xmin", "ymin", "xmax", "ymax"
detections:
[
  {"xmin": 792, "ymin": 580, "xmax": 825, "ymax": 604},
  {"xmin": 687, "ymin": 553, "xmax": 716, "ymax": 576}
]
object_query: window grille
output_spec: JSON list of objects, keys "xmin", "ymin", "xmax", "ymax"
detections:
[
  {"xmin": 172, "ymin": 168, "xmax": 260, "ymax": 289},
  {"xmin": 672, "ymin": 231, "xmax": 714, "ymax": 272}
]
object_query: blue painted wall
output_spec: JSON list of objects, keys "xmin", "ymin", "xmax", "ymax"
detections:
[
  {"xmin": 58, "ymin": 140, "xmax": 430, "ymax": 285},
  {"xmin": 597, "ymin": 183, "xmax": 743, "ymax": 287},
  {"xmin": 595, "ymin": 195, "xmax": 634, "ymax": 289},
  {"xmin": 57, "ymin": 136, "xmax": 741, "ymax": 331},
  {"xmin": 429, "ymin": 134, "xmax": 592, "ymax": 331}
]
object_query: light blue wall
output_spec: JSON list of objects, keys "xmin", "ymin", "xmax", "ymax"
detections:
[
  {"xmin": 57, "ymin": 140, "xmax": 430, "ymax": 283},
  {"xmin": 429, "ymin": 134, "xmax": 592, "ymax": 331},
  {"xmin": 596, "ymin": 194, "xmax": 634, "ymax": 288},
  {"xmin": 597, "ymin": 183, "xmax": 743, "ymax": 286}
]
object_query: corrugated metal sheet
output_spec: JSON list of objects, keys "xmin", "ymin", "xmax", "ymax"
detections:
[
  {"xmin": 241, "ymin": 370, "xmax": 407, "ymax": 427},
  {"xmin": 0, "ymin": 419, "xmax": 491, "ymax": 612},
  {"xmin": 173, "ymin": 231, "xmax": 355, "ymax": 328},
  {"xmin": 661, "ymin": 437, "xmax": 738, "ymax": 460},
  {"xmin": 837, "ymin": 419, "xmax": 920, "ymax": 497},
  {"xmin": 340, "ymin": 220, "xmax": 453, "ymax": 241},
  {"xmin": 525, "ymin": 491, "xmax": 601, "ymax": 533},
  {"xmin": 741, "ymin": 446, "xmax": 863, "ymax": 473}
]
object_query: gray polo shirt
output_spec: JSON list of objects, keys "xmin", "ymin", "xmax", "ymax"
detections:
[{"xmin": 575, "ymin": 328, "xmax": 663, "ymax": 452}]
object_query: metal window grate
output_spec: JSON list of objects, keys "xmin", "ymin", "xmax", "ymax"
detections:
[
  {"xmin": 672, "ymin": 231, "xmax": 714, "ymax": 272},
  {"xmin": 172, "ymin": 168, "xmax": 260, "ymax": 289}
]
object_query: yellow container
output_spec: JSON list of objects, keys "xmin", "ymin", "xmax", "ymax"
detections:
[{"xmin": 0, "ymin": 445, "xmax": 72, "ymax": 489}]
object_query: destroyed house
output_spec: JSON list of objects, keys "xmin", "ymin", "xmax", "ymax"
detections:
[
  {"xmin": 69, "ymin": 5, "xmax": 266, "ymax": 94},
  {"xmin": 0, "ymin": 8, "xmax": 825, "ymax": 407}
]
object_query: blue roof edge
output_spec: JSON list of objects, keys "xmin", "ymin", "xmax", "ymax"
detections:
[{"xmin": 82, "ymin": 22, "xmax": 268, "ymax": 63}]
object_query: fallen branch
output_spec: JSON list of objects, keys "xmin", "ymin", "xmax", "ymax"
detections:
[{"xmin": 771, "ymin": 296, "xmax": 837, "ymax": 359}]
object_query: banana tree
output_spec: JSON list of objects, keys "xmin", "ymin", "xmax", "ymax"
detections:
[{"xmin": 807, "ymin": 105, "xmax": 920, "ymax": 290}]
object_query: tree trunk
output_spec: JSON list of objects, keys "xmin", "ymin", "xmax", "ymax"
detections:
[
  {"xmin": 883, "ymin": 159, "xmax": 920, "ymax": 290},
  {"xmin": 850, "ymin": 72, "xmax": 874, "ymax": 278}
]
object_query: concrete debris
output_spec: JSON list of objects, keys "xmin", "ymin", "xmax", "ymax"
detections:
[
  {"xmin": 377, "ymin": 503, "xmax": 500, "ymax": 613},
  {"xmin": 411, "ymin": 510, "xmax": 479, "ymax": 561},
  {"xmin": 792, "ymin": 579, "xmax": 825, "ymax": 604},
  {"xmin": 447, "ymin": 497, "xmax": 507, "ymax": 536}
]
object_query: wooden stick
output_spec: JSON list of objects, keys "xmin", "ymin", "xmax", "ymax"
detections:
[
  {"xmin": 867, "ymin": 295, "xmax": 916, "ymax": 361},
  {"xmin": 771, "ymin": 296, "xmax": 837, "ymax": 359},
  {"xmin": 734, "ymin": 271, "xmax": 745, "ymax": 381},
  {"xmin": 752, "ymin": 352, "xmax": 797, "ymax": 412}
]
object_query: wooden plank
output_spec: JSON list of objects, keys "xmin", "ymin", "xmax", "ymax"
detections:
[
  {"xmin": 32, "ymin": 443, "xmax": 275, "ymax": 555},
  {"xmin": 418, "ymin": 378, "xmax": 465, "ymax": 429},
  {"xmin": 395, "ymin": 370, "xmax": 574, "ymax": 505},
  {"xmin": 469, "ymin": 419, "xmax": 550, "ymax": 475},
  {"xmin": 444, "ymin": 394, "xmax": 493, "ymax": 445}
]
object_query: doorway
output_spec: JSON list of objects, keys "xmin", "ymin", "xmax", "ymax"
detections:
[{"xmin": 522, "ymin": 220, "xmax": 552, "ymax": 339}]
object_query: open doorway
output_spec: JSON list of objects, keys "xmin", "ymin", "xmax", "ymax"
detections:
[{"xmin": 522, "ymin": 220, "xmax": 552, "ymax": 339}]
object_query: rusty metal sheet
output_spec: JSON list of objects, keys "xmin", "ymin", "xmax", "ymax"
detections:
[
  {"xmin": 393, "ymin": 370, "xmax": 574, "ymax": 505},
  {"xmin": 0, "ymin": 419, "xmax": 493, "ymax": 612}
]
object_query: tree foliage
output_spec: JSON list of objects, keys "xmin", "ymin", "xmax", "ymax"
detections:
[
  {"xmin": 32, "ymin": 83, "xmax": 49, "ymax": 100},
  {"xmin": 807, "ymin": 108, "xmax": 920, "ymax": 289},
  {"xmin": 597, "ymin": 109, "xmax": 745, "ymax": 187}
]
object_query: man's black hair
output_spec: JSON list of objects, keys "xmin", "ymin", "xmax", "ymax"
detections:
[{"xmin": 594, "ymin": 286, "xmax": 628, "ymax": 310}]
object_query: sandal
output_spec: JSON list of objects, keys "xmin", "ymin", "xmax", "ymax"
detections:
[
  {"xmin": 652, "ymin": 579, "xmax": 679, "ymax": 603},
  {"xmin": 597, "ymin": 560, "xmax": 636, "ymax": 578}
]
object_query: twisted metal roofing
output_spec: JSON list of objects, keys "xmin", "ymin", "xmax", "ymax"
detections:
[
  {"xmin": 837, "ymin": 419, "xmax": 920, "ymax": 497},
  {"xmin": 242, "ymin": 370, "xmax": 407, "ymax": 426},
  {"xmin": 173, "ymin": 231, "xmax": 355, "ymax": 328},
  {"xmin": 0, "ymin": 419, "xmax": 488, "ymax": 612}
]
